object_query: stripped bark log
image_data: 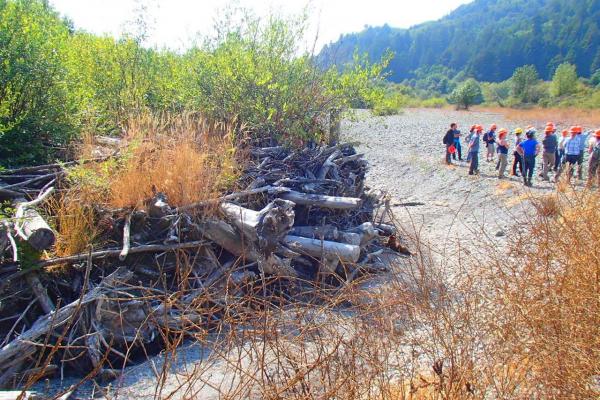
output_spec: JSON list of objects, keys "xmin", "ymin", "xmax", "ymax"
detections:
[
  {"xmin": 283, "ymin": 235, "xmax": 361, "ymax": 264},
  {"xmin": 279, "ymin": 190, "xmax": 361, "ymax": 210},
  {"xmin": 14, "ymin": 188, "xmax": 56, "ymax": 251},
  {"xmin": 221, "ymin": 199, "xmax": 295, "ymax": 254},
  {"xmin": 196, "ymin": 220, "xmax": 295, "ymax": 277},
  {"xmin": 349, "ymin": 222, "xmax": 379, "ymax": 246},
  {"xmin": 119, "ymin": 213, "xmax": 132, "ymax": 261}
]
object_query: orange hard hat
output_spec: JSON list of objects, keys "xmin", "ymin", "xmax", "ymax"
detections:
[
  {"xmin": 476, "ymin": 125, "xmax": 483, "ymax": 131},
  {"xmin": 569, "ymin": 126, "xmax": 578, "ymax": 134},
  {"xmin": 490, "ymin": 124, "xmax": 497, "ymax": 130},
  {"xmin": 595, "ymin": 129, "xmax": 600, "ymax": 138},
  {"xmin": 575, "ymin": 126, "xmax": 583, "ymax": 133},
  {"xmin": 562, "ymin": 130, "xmax": 568, "ymax": 137},
  {"xmin": 546, "ymin": 122, "xmax": 554, "ymax": 127},
  {"xmin": 544, "ymin": 126, "xmax": 554, "ymax": 133}
]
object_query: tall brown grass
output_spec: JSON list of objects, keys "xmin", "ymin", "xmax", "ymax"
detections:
[
  {"xmin": 477, "ymin": 106, "xmax": 600, "ymax": 127},
  {"xmin": 49, "ymin": 113, "xmax": 239, "ymax": 258},
  {"xmin": 110, "ymin": 114, "xmax": 239, "ymax": 209}
]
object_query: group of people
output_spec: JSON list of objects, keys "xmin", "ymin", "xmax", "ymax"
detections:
[{"xmin": 443, "ymin": 122, "xmax": 600, "ymax": 188}]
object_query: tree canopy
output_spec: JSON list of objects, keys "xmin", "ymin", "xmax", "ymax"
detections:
[{"xmin": 318, "ymin": 0, "xmax": 600, "ymax": 83}]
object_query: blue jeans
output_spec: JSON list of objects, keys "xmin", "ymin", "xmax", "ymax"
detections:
[
  {"xmin": 469, "ymin": 152, "xmax": 479, "ymax": 174},
  {"xmin": 523, "ymin": 155, "xmax": 536, "ymax": 182},
  {"xmin": 452, "ymin": 140, "xmax": 462, "ymax": 160}
]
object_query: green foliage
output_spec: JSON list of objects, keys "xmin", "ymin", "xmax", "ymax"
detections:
[
  {"xmin": 420, "ymin": 97, "xmax": 447, "ymax": 108},
  {"xmin": 319, "ymin": 0, "xmax": 600, "ymax": 82},
  {"xmin": 551, "ymin": 63, "xmax": 579, "ymax": 97},
  {"xmin": 448, "ymin": 79, "xmax": 483, "ymax": 110},
  {"xmin": 371, "ymin": 92, "xmax": 410, "ymax": 116},
  {"xmin": 481, "ymin": 81, "xmax": 512, "ymax": 106},
  {"xmin": 0, "ymin": 1, "xmax": 389, "ymax": 165},
  {"xmin": 0, "ymin": 0, "xmax": 73, "ymax": 165},
  {"xmin": 511, "ymin": 65, "xmax": 541, "ymax": 103}
]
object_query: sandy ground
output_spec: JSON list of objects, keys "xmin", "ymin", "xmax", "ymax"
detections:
[{"xmin": 33, "ymin": 108, "xmax": 584, "ymax": 399}]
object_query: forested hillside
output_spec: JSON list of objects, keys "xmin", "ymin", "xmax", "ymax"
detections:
[{"xmin": 318, "ymin": 0, "xmax": 600, "ymax": 82}]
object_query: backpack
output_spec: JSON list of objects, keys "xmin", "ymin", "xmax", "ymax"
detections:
[{"xmin": 592, "ymin": 143, "xmax": 600, "ymax": 161}]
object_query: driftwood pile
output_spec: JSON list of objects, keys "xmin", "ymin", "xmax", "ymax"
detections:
[{"xmin": 0, "ymin": 142, "xmax": 403, "ymax": 389}]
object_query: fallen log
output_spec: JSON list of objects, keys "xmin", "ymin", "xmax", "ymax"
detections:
[
  {"xmin": 196, "ymin": 220, "xmax": 296, "ymax": 277},
  {"xmin": 14, "ymin": 188, "xmax": 56, "ymax": 251},
  {"xmin": 94, "ymin": 136, "xmax": 122, "ymax": 147},
  {"xmin": 279, "ymin": 190, "xmax": 361, "ymax": 210},
  {"xmin": 221, "ymin": 199, "xmax": 295, "ymax": 253},
  {"xmin": 290, "ymin": 225, "xmax": 361, "ymax": 245},
  {"xmin": 290, "ymin": 225, "xmax": 339, "ymax": 240},
  {"xmin": 176, "ymin": 186, "xmax": 289, "ymax": 212},
  {"xmin": 349, "ymin": 222, "xmax": 379, "ymax": 246},
  {"xmin": 283, "ymin": 235, "xmax": 361, "ymax": 264},
  {"xmin": 119, "ymin": 213, "xmax": 132, "ymax": 261},
  {"xmin": 25, "ymin": 273, "xmax": 55, "ymax": 314}
]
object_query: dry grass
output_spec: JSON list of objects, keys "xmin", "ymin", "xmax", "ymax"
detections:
[
  {"xmin": 111, "ymin": 114, "xmax": 239, "ymax": 209},
  {"xmin": 49, "ymin": 113, "xmax": 238, "ymax": 259},
  {"xmin": 24, "ymin": 190, "xmax": 600, "ymax": 399},
  {"xmin": 48, "ymin": 195, "xmax": 103, "ymax": 259},
  {"xmin": 486, "ymin": 190, "xmax": 600, "ymax": 398},
  {"xmin": 28, "ymin": 117, "xmax": 600, "ymax": 398},
  {"xmin": 477, "ymin": 106, "xmax": 600, "ymax": 127}
]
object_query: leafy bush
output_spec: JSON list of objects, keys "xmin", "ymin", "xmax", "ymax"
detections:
[
  {"xmin": 0, "ymin": 0, "xmax": 74, "ymax": 165},
  {"xmin": 420, "ymin": 97, "xmax": 447, "ymax": 108},
  {"xmin": 447, "ymin": 78, "xmax": 483, "ymax": 109},
  {"xmin": 0, "ymin": 1, "xmax": 389, "ymax": 166},
  {"xmin": 511, "ymin": 65, "xmax": 540, "ymax": 103},
  {"xmin": 551, "ymin": 62, "xmax": 579, "ymax": 97}
]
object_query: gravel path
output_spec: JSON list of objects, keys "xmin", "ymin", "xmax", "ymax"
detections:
[{"xmin": 342, "ymin": 108, "xmax": 562, "ymax": 251}]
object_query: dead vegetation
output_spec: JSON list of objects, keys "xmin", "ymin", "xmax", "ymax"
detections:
[
  {"xmin": 0, "ymin": 113, "xmax": 598, "ymax": 399},
  {"xmin": 477, "ymin": 106, "xmax": 600, "ymax": 127}
]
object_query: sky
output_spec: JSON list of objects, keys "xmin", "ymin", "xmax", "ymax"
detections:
[{"xmin": 49, "ymin": 0, "xmax": 473, "ymax": 51}]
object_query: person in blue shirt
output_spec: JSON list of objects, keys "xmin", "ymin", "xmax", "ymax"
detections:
[
  {"xmin": 516, "ymin": 129, "xmax": 541, "ymax": 187},
  {"xmin": 468, "ymin": 125, "xmax": 483, "ymax": 175},
  {"xmin": 452, "ymin": 126, "xmax": 462, "ymax": 161}
]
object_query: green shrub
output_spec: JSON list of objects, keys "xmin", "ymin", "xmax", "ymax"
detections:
[
  {"xmin": 551, "ymin": 63, "xmax": 579, "ymax": 97},
  {"xmin": 0, "ymin": 1, "xmax": 389, "ymax": 165},
  {"xmin": 0, "ymin": 0, "xmax": 74, "ymax": 166},
  {"xmin": 447, "ymin": 79, "xmax": 483, "ymax": 110},
  {"xmin": 420, "ymin": 97, "xmax": 447, "ymax": 108}
]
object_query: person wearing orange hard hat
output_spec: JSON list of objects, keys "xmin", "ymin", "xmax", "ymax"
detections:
[
  {"xmin": 468, "ymin": 125, "xmax": 484, "ymax": 175},
  {"xmin": 496, "ymin": 129, "xmax": 510, "ymax": 178},
  {"xmin": 466, "ymin": 125, "xmax": 476, "ymax": 162},
  {"xmin": 541, "ymin": 125, "xmax": 558, "ymax": 181},
  {"xmin": 574, "ymin": 125, "xmax": 591, "ymax": 180},
  {"xmin": 587, "ymin": 129, "xmax": 600, "ymax": 188},
  {"xmin": 556, "ymin": 126, "xmax": 581, "ymax": 184}
]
